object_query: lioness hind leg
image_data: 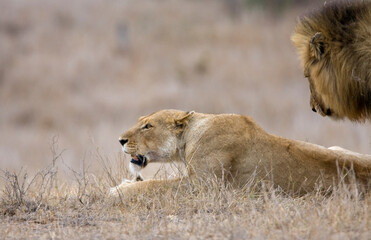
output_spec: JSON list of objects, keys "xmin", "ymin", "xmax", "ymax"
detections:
[
  {"xmin": 328, "ymin": 146, "xmax": 368, "ymax": 158},
  {"xmin": 328, "ymin": 146, "xmax": 349, "ymax": 152},
  {"xmin": 328, "ymin": 146, "xmax": 371, "ymax": 183}
]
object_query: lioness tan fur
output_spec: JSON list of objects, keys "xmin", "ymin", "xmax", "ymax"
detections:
[
  {"xmin": 110, "ymin": 110, "xmax": 371, "ymax": 197},
  {"xmin": 291, "ymin": 0, "xmax": 371, "ymax": 121}
]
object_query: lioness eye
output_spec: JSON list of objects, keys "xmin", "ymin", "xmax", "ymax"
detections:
[{"xmin": 142, "ymin": 123, "xmax": 153, "ymax": 129}]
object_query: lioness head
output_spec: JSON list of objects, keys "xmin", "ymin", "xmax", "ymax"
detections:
[{"xmin": 119, "ymin": 110, "xmax": 195, "ymax": 168}]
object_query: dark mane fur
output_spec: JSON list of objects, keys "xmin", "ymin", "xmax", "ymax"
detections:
[{"xmin": 292, "ymin": 0, "xmax": 371, "ymax": 121}]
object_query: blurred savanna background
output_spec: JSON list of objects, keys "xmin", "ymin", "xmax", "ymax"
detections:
[
  {"xmin": 1, "ymin": 0, "xmax": 371, "ymax": 177},
  {"xmin": 1, "ymin": 0, "xmax": 371, "ymax": 239}
]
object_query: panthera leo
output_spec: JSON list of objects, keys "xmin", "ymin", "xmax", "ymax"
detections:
[
  {"xmin": 291, "ymin": 0, "xmax": 371, "ymax": 121},
  {"xmin": 110, "ymin": 109, "xmax": 371, "ymax": 197}
]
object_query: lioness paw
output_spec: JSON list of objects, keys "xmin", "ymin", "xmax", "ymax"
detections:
[
  {"xmin": 109, "ymin": 179, "xmax": 134, "ymax": 196},
  {"xmin": 109, "ymin": 186, "xmax": 120, "ymax": 196}
]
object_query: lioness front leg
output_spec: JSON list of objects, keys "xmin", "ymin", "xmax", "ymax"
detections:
[{"xmin": 109, "ymin": 178, "xmax": 183, "ymax": 198}]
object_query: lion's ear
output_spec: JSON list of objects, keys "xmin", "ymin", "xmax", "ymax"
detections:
[
  {"xmin": 175, "ymin": 111, "xmax": 195, "ymax": 128},
  {"xmin": 310, "ymin": 32, "xmax": 325, "ymax": 60}
]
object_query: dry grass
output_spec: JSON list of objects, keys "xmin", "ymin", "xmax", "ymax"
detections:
[
  {"xmin": 1, "ymin": 0, "xmax": 371, "ymax": 238},
  {"xmin": 1, "ymin": 148, "xmax": 370, "ymax": 239}
]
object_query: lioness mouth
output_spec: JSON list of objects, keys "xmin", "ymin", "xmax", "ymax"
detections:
[{"xmin": 130, "ymin": 154, "xmax": 147, "ymax": 167}]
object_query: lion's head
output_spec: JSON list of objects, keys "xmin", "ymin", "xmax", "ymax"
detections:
[
  {"xmin": 291, "ymin": 1, "xmax": 371, "ymax": 121},
  {"xmin": 119, "ymin": 110, "xmax": 195, "ymax": 169},
  {"xmin": 292, "ymin": 28, "xmax": 351, "ymax": 120}
]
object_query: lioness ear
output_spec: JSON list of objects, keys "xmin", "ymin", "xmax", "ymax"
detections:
[
  {"xmin": 175, "ymin": 111, "xmax": 195, "ymax": 128},
  {"xmin": 310, "ymin": 32, "xmax": 325, "ymax": 60}
]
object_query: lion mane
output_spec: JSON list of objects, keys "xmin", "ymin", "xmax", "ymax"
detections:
[
  {"xmin": 110, "ymin": 110, "xmax": 371, "ymax": 197},
  {"xmin": 291, "ymin": 0, "xmax": 371, "ymax": 121}
]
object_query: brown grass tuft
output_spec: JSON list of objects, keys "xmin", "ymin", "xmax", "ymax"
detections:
[{"xmin": 1, "ymin": 152, "xmax": 370, "ymax": 239}]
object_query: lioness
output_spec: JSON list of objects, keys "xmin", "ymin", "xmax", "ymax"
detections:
[
  {"xmin": 110, "ymin": 110, "xmax": 371, "ymax": 197},
  {"xmin": 291, "ymin": 0, "xmax": 371, "ymax": 121}
]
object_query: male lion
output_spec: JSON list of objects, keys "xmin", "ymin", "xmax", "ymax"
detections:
[
  {"xmin": 291, "ymin": 0, "xmax": 371, "ymax": 121},
  {"xmin": 110, "ymin": 109, "xmax": 371, "ymax": 197}
]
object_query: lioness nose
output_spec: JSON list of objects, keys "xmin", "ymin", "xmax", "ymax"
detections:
[{"xmin": 119, "ymin": 139, "xmax": 128, "ymax": 146}]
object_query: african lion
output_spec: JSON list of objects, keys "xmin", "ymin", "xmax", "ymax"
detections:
[
  {"xmin": 110, "ymin": 109, "xmax": 371, "ymax": 197},
  {"xmin": 291, "ymin": 0, "xmax": 371, "ymax": 121}
]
